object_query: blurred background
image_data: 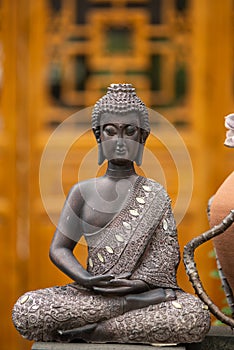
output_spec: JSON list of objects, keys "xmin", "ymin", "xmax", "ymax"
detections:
[{"xmin": 0, "ymin": 1, "xmax": 233, "ymax": 349}]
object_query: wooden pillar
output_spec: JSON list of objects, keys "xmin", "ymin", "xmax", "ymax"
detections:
[
  {"xmin": 1, "ymin": 2, "xmax": 23, "ymax": 349},
  {"xmin": 191, "ymin": 0, "xmax": 234, "ymax": 311},
  {"xmin": 0, "ymin": 1, "xmax": 47, "ymax": 349}
]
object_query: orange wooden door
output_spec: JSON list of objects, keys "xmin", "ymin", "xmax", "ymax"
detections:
[{"xmin": 0, "ymin": 1, "xmax": 233, "ymax": 350}]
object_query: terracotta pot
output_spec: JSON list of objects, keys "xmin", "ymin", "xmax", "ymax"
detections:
[{"xmin": 210, "ymin": 171, "xmax": 234, "ymax": 293}]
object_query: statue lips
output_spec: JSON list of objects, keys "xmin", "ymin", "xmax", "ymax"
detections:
[{"xmin": 116, "ymin": 148, "xmax": 126, "ymax": 156}]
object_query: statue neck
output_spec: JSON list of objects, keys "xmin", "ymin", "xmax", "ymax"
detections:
[{"xmin": 105, "ymin": 161, "xmax": 137, "ymax": 179}]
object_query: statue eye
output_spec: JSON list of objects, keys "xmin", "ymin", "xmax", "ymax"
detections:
[
  {"xmin": 103, "ymin": 125, "xmax": 117, "ymax": 136},
  {"xmin": 125, "ymin": 125, "xmax": 138, "ymax": 136}
]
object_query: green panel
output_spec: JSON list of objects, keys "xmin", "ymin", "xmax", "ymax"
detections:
[
  {"xmin": 106, "ymin": 26, "xmax": 133, "ymax": 53},
  {"xmin": 67, "ymin": 36, "xmax": 86, "ymax": 42},
  {"xmin": 150, "ymin": 37, "xmax": 169, "ymax": 42},
  {"xmin": 75, "ymin": 55, "xmax": 88, "ymax": 91},
  {"xmin": 49, "ymin": 61, "xmax": 62, "ymax": 101},
  {"xmin": 175, "ymin": 64, "xmax": 187, "ymax": 102},
  {"xmin": 175, "ymin": 0, "xmax": 188, "ymax": 12},
  {"xmin": 150, "ymin": 54, "xmax": 161, "ymax": 91}
]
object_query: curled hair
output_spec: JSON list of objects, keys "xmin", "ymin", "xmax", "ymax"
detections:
[{"xmin": 92, "ymin": 84, "xmax": 150, "ymax": 143}]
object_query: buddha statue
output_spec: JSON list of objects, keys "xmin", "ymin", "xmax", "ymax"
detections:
[{"xmin": 12, "ymin": 84, "xmax": 210, "ymax": 345}]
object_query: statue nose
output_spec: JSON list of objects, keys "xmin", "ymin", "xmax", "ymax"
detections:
[
  {"xmin": 117, "ymin": 136, "xmax": 125, "ymax": 150},
  {"xmin": 117, "ymin": 136, "xmax": 125, "ymax": 148}
]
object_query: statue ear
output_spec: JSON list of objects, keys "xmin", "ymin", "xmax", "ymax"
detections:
[
  {"xmin": 135, "ymin": 130, "xmax": 149, "ymax": 166},
  {"xmin": 98, "ymin": 143, "xmax": 105, "ymax": 165},
  {"xmin": 93, "ymin": 127, "xmax": 106, "ymax": 165},
  {"xmin": 93, "ymin": 127, "xmax": 100, "ymax": 143},
  {"xmin": 135, "ymin": 143, "xmax": 144, "ymax": 166},
  {"xmin": 141, "ymin": 129, "xmax": 149, "ymax": 144}
]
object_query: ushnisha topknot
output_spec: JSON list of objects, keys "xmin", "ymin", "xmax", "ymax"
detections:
[
  {"xmin": 92, "ymin": 83, "xmax": 150, "ymax": 143},
  {"xmin": 107, "ymin": 83, "xmax": 136, "ymax": 94}
]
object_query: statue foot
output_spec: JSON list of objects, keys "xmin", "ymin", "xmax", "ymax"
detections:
[
  {"xmin": 59, "ymin": 322, "xmax": 112, "ymax": 343},
  {"xmin": 165, "ymin": 288, "xmax": 177, "ymax": 301},
  {"xmin": 58, "ymin": 323, "xmax": 98, "ymax": 342},
  {"xmin": 123, "ymin": 288, "xmax": 176, "ymax": 313}
]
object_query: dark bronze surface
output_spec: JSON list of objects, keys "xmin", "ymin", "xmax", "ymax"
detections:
[{"xmin": 13, "ymin": 84, "xmax": 210, "ymax": 345}]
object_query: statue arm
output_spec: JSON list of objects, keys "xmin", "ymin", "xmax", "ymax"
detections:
[
  {"xmin": 50, "ymin": 230, "xmax": 88, "ymax": 283},
  {"xmin": 49, "ymin": 230, "xmax": 113, "ymax": 287},
  {"xmin": 49, "ymin": 184, "xmax": 114, "ymax": 288}
]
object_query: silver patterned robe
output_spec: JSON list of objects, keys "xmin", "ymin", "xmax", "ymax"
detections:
[{"xmin": 12, "ymin": 177, "xmax": 210, "ymax": 344}]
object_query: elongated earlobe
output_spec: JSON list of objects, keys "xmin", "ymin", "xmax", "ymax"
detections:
[
  {"xmin": 135, "ymin": 143, "xmax": 144, "ymax": 166},
  {"xmin": 98, "ymin": 143, "xmax": 105, "ymax": 165},
  {"xmin": 135, "ymin": 130, "xmax": 149, "ymax": 166}
]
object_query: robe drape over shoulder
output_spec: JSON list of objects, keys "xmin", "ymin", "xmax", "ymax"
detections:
[{"xmin": 86, "ymin": 176, "xmax": 180, "ymax": 289}]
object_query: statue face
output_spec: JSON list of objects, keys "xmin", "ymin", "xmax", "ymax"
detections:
[{"xmin": 100, "ymin": 112, "xmax": 141, "ymax": 164}]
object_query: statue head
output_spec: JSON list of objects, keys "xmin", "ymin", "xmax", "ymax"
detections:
[
  {"xmin": 92, "ymin": 83, "xmax": 150, "ymax": 165},
  {"xmin": 224, "ymin": 113, "xmax": 234, "ymax": 148}
]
